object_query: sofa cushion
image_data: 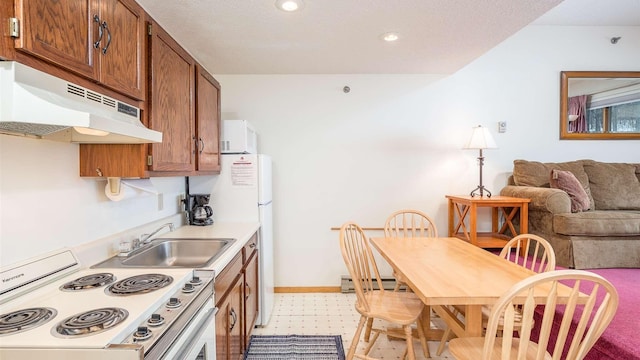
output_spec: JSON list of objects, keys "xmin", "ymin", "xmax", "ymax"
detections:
[
  {"xmin": 512, "ymin": 160, "xmax": 595, "ymax": 209},
  {"xmin": 550, "ymin": 169, "xmax": 591, "ymax": 212},
  {"xmin": 554, "ymin": 210, "xmax": 640, "ymax": 236},
  {"xmin": 583, "ymin": 162, "xmax": 640, "ymax": 210}
]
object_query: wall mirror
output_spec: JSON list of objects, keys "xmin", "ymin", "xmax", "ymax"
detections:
[{"xmin": 560, "ymin": 71, "xmax": 640, "ymax": 140}]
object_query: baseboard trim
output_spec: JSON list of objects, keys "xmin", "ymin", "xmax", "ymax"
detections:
[
  {"xmin": 340, "ymin": 275, "xmax": 401, "ymax": 293},
  {"xmin": 275, "ymin": 286, "xmax": 341, "ymax": 293}
]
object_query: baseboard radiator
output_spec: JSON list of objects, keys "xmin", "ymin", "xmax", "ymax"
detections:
[{"xmin": 340, "ymin": 275, "xmax": 404, "ymax": 293}]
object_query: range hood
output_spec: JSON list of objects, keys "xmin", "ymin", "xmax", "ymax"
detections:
[{"xmin": 0, "ymin": 62, "xmax": 162, "ymax": 144}]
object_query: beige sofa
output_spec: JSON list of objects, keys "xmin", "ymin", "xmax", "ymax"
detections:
[{"xmin": 500, "ymin": 160, "xmax": 640, "ymax": 269}]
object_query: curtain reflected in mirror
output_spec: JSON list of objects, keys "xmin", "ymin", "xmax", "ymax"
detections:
[{"xmin": 560, "ymin": 71, "xmax": 640, "ymax": 140}]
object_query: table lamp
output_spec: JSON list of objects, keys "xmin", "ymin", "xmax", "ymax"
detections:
[{"xmin": 464, "ymin": 125, "xmax": 497, "ymax": 197}]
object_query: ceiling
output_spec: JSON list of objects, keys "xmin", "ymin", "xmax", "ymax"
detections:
[{"xmin": 136, "ymin": 0, "xmax": 640, "ymax": 75}]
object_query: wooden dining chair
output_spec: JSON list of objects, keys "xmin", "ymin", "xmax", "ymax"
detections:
[
  {"xmin": 339, "ymin": 222, "xmax": 430, "ymax": 360},
  {"xmin": 384, "ymin": 209, "xmax": 438, "ymax": 291},
  {"xmin": 499, "ymin": 234, "xmax": 557, "ymax": 274},
  {"xmin": 437, "ymin": 234, "xmax": 557, "ymax": 356},
  {"xmin": 378, "ymin": 209, "xmax": 438, "ymax": 345},
  {"xmin": 448, "ymin": 269, "xmax": 619, "ymax": 360}
]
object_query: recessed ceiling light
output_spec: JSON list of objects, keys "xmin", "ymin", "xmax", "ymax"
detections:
[
  {"xmin": 381, "ymin": 32, "xmax": 400, "ymax": 42},
  {"xmin": 275, "ymin": 0, "xmax": 304, "ymax": 12}
]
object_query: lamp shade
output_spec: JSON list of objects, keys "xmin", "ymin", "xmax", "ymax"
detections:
[{"xmin": 464, "ymin": 125, "xmax": 497, "ymax": 149}]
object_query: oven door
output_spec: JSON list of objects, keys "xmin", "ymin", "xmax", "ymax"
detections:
[{"xmin": 161, "ymin": 298, "xmax": 217, "ymax": 360}]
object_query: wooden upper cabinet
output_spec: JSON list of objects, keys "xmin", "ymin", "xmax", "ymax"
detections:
[
  {"xmin": 196, "ymin": 65, "xmax": 222, "ymax": 172},
  {"xmin": 79, "ymin": 144, "xmax": 145, "ymax": 178},
  {"xmin": 13, "ymin": 0, "xmax": 145, "ymax": 100},
  {"xmin": 96, "ymin": 0, "xmax": 145, "ymax": 99},
  {"xmin": 14, "ymin": 0, "xmax": 97, "ymax": 78},
  {"xmin": 78, "ymin": 8, "xmax": 221, "ymax": 178},
  {"xmin": 148, "ymin": 21, "xmax": 195, "ymax": 172}
]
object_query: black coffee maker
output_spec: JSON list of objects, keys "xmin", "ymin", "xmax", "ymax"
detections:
[{"xmin": 187, "ymin": 194, "xmax": 214, "ymax": 226}]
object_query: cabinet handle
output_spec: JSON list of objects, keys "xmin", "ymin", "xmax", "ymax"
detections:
[
  {"xmin": 193, "ymin": 136, "xmax": 198, "ymax": 154},
  {"xmin": 245, "ymin": 283, "xmax": 251, "ymax": 300},
  {"xmin": 101, "ymin": 21, "xmax": 112, "ymax": 55},
  {"xmin": 199, "ymin": 138, "xmax": 205, "ymax": 154},
  {"xmin": 93, "ymin": 15, "xmax": 103, "ymax": 49},
  {"xmin": 229, "ymin": 308, "xmax": 237, "ymax": 331},
  {"xmin": 249, "ymin": 242, "xmax": 256, "ymax": 249}
]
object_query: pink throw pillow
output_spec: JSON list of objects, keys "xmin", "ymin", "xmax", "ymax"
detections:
[{"xmin": 550, "ymin": 169, "xmax": 591, "ymax": 212}]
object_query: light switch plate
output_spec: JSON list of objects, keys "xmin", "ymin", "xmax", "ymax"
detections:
[{"xmin": 498, "ymin": 121, "xmax": 507, "ymax": 133}]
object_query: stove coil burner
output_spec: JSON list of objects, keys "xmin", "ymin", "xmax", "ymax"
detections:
[
  {"xmin": 106, "ymin": 274, "xmax": 173, "ymax": 296},
  {"xmin": 0, "ymin": 307, "xmax": 57, "ymax": 336},
  {"xmin": 60, "ymin": 272, "xmax": 115, "ymax": 291},
  {"xmin": 54, "ymin": 307, "xmax": 128, "ymax": 337}
]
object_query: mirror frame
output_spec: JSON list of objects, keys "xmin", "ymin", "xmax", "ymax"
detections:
[{"xmin": 560, "ymin": 71, "xmax": 640, "ymax": 140}]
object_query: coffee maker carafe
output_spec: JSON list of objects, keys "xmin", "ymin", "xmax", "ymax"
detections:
[{"xmin": 188, "ymin": 194, "xmax": 214, "ymax": 226}]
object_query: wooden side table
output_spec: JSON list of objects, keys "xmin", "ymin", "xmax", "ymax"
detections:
[{"xmin": 446, "ymin": 195, "xmax": 530, "ymax": 252}]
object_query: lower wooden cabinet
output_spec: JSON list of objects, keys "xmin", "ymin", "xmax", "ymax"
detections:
[
  {"xmin": 243, "ymin": 236, "xmax": 260, "ymax": 347},
  {"xmin": 216, "ymin": 232, "xmax": 260, "ymax": 360},
  {"xmin": 216, "ymin": 274, "xmax": 244, "ymax": 360}
]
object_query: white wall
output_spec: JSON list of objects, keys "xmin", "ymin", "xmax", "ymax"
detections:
[
  {"xmin": 215, "ymin": 25, "xmax": 640, "ymax": 287},
  {"xmin": 0, "ymin": 136, "xmax": 185, "ymax": 266}
]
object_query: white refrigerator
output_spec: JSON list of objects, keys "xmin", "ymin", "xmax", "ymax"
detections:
[{"xmin": 211, "ymin": 154, "xmax": 274, "ymax": 326}]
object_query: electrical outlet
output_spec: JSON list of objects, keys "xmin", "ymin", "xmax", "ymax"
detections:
[
  {"xmin": 157, "ymin": 193, "xmax": 164, "ymax": 211},
  {"xmin": 498, "ymin": 121, "xmax": 507, "ymax": 133}
]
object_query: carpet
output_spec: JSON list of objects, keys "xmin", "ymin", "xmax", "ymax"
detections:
[
  {"xmin": 244, "ymin": 335, "xmax": 345, "ymax": 360},
  {"xmin": 531, "ymin": 267, "xmax": 640, "ymax": 360}
]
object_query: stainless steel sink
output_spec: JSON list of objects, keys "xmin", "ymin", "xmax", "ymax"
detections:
[{"xmin": 92, "ymin": 238, "xmax": 236, "ymax": 268}]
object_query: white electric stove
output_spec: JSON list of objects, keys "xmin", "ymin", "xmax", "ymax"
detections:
[{"xmin": 0, "ymin": 249, "xmax": 216, "ymax": 360}]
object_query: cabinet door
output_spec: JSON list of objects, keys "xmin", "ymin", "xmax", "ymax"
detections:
[
  {"xmin": 195, "ymin": 64, "xmax": 221, "ymax": 172},
  {"xmin": 79, "ymin": 143, "xmax": 147, "ymax": 177},
  {"xmin": 215, "ymin": 294, "xmax": 231, "ymax": 360},
  {"xmin": 215, "ymin": 252, "xmax": 245, "ymax": 360},
  {"xmin": 244, "ymin": 250, "xmax": 259, "ymax": 346},
  {"xmin": 148, "ymin": 21, "xmax": 195, "ymax": 172},
  {"xmin": 97, "ymin": 0, "xmax": 145, "ymax": 99},
  {"xmin": 229, "ymin": 277, "xmax": 244, "ymax": 360},
  {"xmin": 215, "ymin": 278, "xmax": 244, "ymax": 360},
  {"xmin": 14, "ymin": 0, "xmax": 99, "ymax": 79}
]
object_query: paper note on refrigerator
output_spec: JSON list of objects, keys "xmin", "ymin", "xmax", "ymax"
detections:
[{"xmin": 230, "ymin": 158, "xmax": 257, "ymax": 186}]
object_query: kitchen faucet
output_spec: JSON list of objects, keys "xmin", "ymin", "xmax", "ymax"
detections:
[{"xmin": 137, "ymin": 223, "xmax": 175, "ymax": 247}]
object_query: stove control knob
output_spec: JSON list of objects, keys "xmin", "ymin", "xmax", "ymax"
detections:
[
  {"xmin": 190, "ymin": 276, "xmax": 202, "ymax": 285},
  {"xmin": 147, "ymin": 313, "xmax": 165, "ymax": 327},
  {"xmin": 166, "ymin": 297, "xmax": 182, "ymax": 308},
  {"xmin": 133, "ymin": 326, "xmax": 152, "ymax": 341},
  {"xmin": 182, "ymin": 283, "xmax": 195, "ymax": 293}
]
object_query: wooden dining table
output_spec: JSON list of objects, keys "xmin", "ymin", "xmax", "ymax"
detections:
[{"xmin": 370, "ymin": 236, "xmax": 545, "ymax": 339}]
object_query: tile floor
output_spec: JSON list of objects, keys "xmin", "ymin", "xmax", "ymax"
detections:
[{"xmin": 252, "ymin": 292, "xmax": 454, "ymax": 359}]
